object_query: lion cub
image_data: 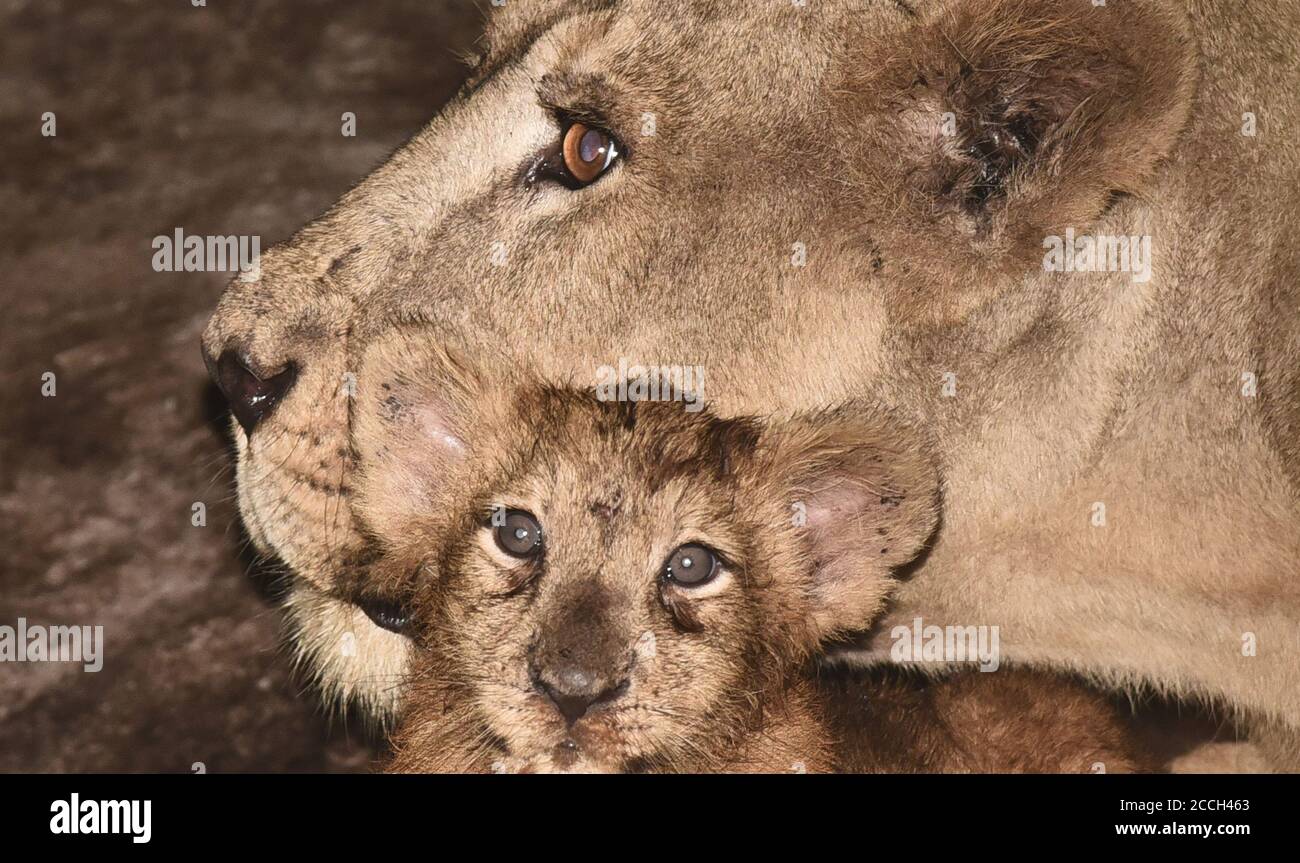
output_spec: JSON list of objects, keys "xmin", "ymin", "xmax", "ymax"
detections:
[{"xmin": 352, "ymin": 340, "xmax": 1149, "ymax": 773}]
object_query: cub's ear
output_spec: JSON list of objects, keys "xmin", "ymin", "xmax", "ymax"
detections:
[
  {"xmin": 850, "ymin": 0, "xmax": 1197, "ymax": 312},
  {"xmin": 351, "ymin": 331, "xmax": 498, "ymax": 546},
  {"xmin": 766, "ymin": 408, "xmax": 940, "ymax": 641}
]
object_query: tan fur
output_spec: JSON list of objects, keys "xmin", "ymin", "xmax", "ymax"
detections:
[
  {"xmin": 351, "ymin": 343, "xmax": 1144, "ymax": 772},
  {"xmin": 203, "ymin": 0, "xmax": 1300, "ymax": 764}
]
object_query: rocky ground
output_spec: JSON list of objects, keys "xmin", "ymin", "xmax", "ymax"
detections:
[{"xmin": 0, "ymin": 0, "xmax": 480, "ymax": 772}]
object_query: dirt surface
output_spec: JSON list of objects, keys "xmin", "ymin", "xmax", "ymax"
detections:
[{"xmin": 0, "ymin": 0, "xmax": 481, "ymax": 772}]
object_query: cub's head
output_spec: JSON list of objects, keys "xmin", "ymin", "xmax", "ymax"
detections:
[{"xmin": 345, "ymin": 334, "xmax": 938, "ymax": 772}]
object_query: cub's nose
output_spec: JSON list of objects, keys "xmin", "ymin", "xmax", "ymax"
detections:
[
  {"xmin": 532, "ymin": 665, "xmax": 630, "ymax": 726},
  {"xmin": 207, "ymin": 349, "xmax": 297, "ymax": 435}
]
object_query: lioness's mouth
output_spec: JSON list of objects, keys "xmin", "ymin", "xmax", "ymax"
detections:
[{"xmin": 356, "ymin": 596, "xmax": 412, "ymax": 636}]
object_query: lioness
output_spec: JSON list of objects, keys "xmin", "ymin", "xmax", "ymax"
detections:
[
  {"xmin": 350, "ymin": 337, "xmax": 1148, "ymax": 773},
  {"xmin": 202, "ymin": 0, "xmax": 1300, "ymax": 764}
]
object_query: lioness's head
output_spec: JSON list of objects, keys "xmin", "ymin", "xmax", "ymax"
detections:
[
  {"xmin": 346, "ymin": 335, "xmax": 937, "ymax": 772},
  {"xmin": 201, "ymin": 0, "xmax": 1195, "ymax": 720}
]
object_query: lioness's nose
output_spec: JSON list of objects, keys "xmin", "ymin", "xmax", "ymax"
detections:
[
  {"xmin": 532, "ymin": 665, "xmax": 630, "ymax": 726},
  {"xmin": 206, "ymin": 348, "xmax": 297, "ymax": 435}
]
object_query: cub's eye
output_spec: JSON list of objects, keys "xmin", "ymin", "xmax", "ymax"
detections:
[
  {"xmin": 560, "ymin": 121, "xmax": 621, "ymax": 186},
  {"xmin": 664, "ymin": 543, "xmax": 718, "ymax": 587},
  {"xmin": 495, "ymin": 509, "xmax": 544, "ymax": 557}
]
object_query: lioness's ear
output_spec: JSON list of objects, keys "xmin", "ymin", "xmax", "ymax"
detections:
[
  {"xmin": 851, "ymin": 0, "xmax": 1196, "ymax": 309},
  {"xmin": 768, "ymin": 409, "xmax": 940, "ymax": 640},
  {"xmin": 352, "ymin": 332, "xmax": 493, "ymax": 544}
]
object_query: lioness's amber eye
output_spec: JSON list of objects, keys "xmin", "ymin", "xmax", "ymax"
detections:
[
  {"xmin": 495, "ymin": 510, "xmax": 544, "ymax": 557},
  {"xmin": 561, "ymin": 121, "xmax": 620, "ymax": 185},
  {"xmin": 664, "ymin": 543, "xmax": 718, "ymax": 587}
]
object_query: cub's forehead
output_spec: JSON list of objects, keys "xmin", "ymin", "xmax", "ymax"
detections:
[
  {"xmin": 525, "ymin": 398, "xmax": 712, "ymax": 475},
  {"xmin": 515, "ymin": 427, "xmax": 738, "ymax": 561},
  {"xmin": 502, "ymin": 395, "xmax": 740, "ymax": 503}
]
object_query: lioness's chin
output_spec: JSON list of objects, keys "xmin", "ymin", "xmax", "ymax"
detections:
[{"xmin": 282, "ymin": 581, "xmax": 413, "ymax": 727}]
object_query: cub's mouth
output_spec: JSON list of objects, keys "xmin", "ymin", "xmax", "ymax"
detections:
[
  {"xmin": 411, "ymin": 681, "xmax": 655, "ymax": 775},
  {"xmin": 488, "ymin": 707, "xmax": 640, "ymax": 775},
  {"xmin": 487, "ymin": 744, "xmax": 628, "ymax": 775}
]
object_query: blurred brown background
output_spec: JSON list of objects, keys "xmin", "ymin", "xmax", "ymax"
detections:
[{"xmin": 0, "ymin": 0, "xmax": 481, "ymax": 772}]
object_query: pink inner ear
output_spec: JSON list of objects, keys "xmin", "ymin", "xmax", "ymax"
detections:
[
  {"xmin": 804, "ymin": 474, "xmax": 879, "ymax": 533},
  {"xmin": 795, "ymin": 464, "xmax": 905, "ymax": 638}
]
